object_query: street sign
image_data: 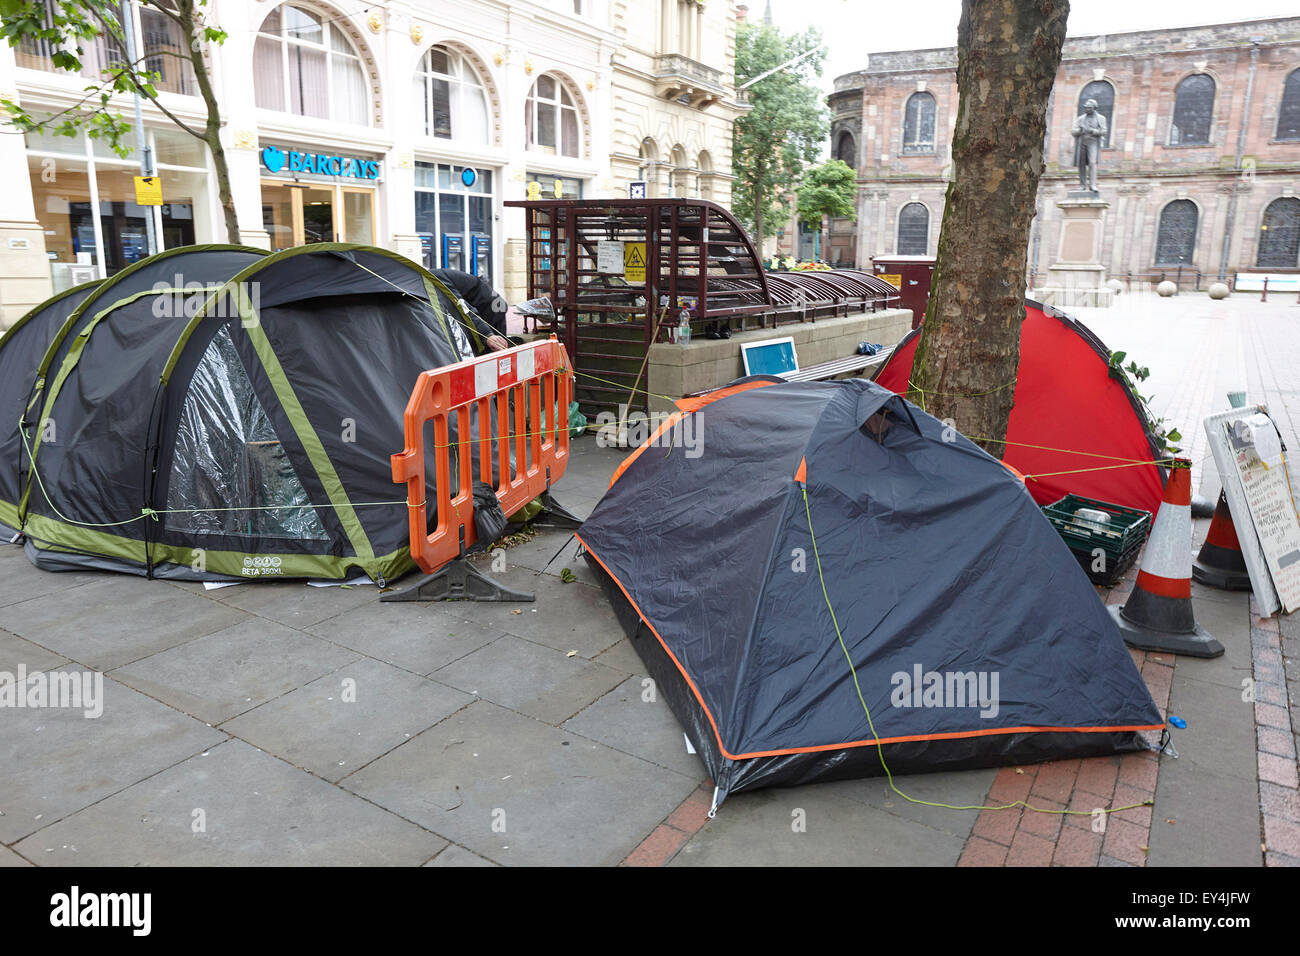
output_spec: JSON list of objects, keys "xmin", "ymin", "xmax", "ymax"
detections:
[
  {"xmin": 624, "ymin": 242, "xmax": 647, "ymax": 283},
  {"xmin": 133, "ymin": 176, "xmax": 163, "ymax": 206}
]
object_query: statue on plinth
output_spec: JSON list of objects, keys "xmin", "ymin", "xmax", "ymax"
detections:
[{"xmin": 1071, "ymin": 98, "xmax": 1107, "ymax": 194}]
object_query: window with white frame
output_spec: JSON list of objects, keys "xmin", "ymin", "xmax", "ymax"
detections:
[
  {"xmin": 414, "ymin": 46, "xmax": 489, "ymax": 143},
  {"xmin": 525, "ymin": 74, "xmax": 580, "ymax": 158},
  {"xmin": 254, "ymin": 5, "xmax": 369, "ymax": 125}
]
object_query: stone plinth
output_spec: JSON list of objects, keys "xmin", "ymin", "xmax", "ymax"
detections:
[{"xmin": 1034, "ymin": 193, "xmax": 1114, "ymax": 309}]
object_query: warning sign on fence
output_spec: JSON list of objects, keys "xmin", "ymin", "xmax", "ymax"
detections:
[{"xmin": 624, "ymin": 242, "xmax": 646, "ymax": 284}]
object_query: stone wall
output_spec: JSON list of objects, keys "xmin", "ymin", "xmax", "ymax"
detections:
[{"xmin": 644, "ymin": 308, "xmax": 912, "ymax": 415}]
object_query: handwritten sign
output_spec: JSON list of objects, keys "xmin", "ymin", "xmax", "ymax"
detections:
[
  {"xmin": 597, "ymin": 240, "xmax": 624, "ymax": 275},
  {"xmin": 1203, "ymin": 406, "xmax": 1300, "ymax": 615}
]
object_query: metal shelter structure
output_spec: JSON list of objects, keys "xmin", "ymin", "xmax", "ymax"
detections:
[{"xmin": 505, "ymin": 198, "xmax": 900, "ymax": 415}]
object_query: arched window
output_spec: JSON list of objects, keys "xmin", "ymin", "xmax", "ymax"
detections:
[
  {"xmin": 669, "ymin": 145, "xmax": 688, "ymax": 198},
  {"xmin": 1257, "ymin": 197, "xmax": 1300, "ymax": 268},
  {"xmin": 525, "ymin": 74, "xmax": 580, "ymax": 158},
  {"xmin": 1277, "ymin": 69, "xmax": 1300, "ymax": 142},
  {"xmin": 902, "ymin": 92, "xmax": 936, "ymax": 154},
  {"xmin": 834, "ymin": 129, "xmax": 857, "ymax": 167},
  {"xmin": 1170, "ymin": 74, "xmax": 1214, "ymax": 146},
  {"xmin": 697, "ymin": 150, "xmax": 713, "ymax": 200},
  {"xmin": 1078, "ymin": 80, "xmax": 1115, "ymax": 147},
  {"xmin": 1154, "ymin": 199, "xmax": 1198, "ymax": 265},
  {"xmin": 897, "ymin": 202, "xmax": 929, "ymax": 255},
  {"xmin": 253, "ymin": 5, "xmax": 369, "ymax": 125},
  {"xmin": 414, "ymin": 45, "xmax": 488, "ymax": 143}
]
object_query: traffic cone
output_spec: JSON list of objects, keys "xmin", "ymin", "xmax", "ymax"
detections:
[
  {"xmin": 1191, "ymin": 490, "xmax": 1252, "ymax": 590},
  {"xmin": 1108, "ymin": 459, "xmax": 1224, "ymax": 658}
]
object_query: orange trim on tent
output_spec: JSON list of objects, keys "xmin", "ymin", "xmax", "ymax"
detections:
[
  {"xmin": 1002, "ymin": 460, "xmax": 1026, "ymax": 483},
  {"xmin": 608, "ymin": 413, "xmax": 682, "ymax": 489},
  {"xmin": 794, "ymin": 457, "xmax": 807, "ymax": 483},
  {"xmin": 673, "ymin": 378, "xmax": 776, "ymax": 415},
  {"xmin": 577, "ymin": 536, "xmax": 1165, "ymax": 762},
  {"xmin": 609, "ymin": 379, "xmax": 780, "ymax": 489}
]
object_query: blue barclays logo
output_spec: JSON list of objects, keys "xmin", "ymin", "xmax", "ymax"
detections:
[{"xmin": 261, "ymin": 145, "xmax": 380, "ymax": 180}]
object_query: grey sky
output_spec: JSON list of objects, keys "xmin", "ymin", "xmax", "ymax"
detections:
[{"xmin": 765, "ymin": 0, "xmax": 1300, "ymax": 90}]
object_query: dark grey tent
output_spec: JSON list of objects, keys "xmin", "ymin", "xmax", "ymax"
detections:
[
  {"xmin": 577, "ymin": 377, "xmax": 1164, "ymax": 808},
  {"xmin": 1, "ymin": 243, "xmax": 494, "ymax": 583}
]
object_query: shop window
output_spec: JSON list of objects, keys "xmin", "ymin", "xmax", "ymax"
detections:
[
  {"xmin": 254, "ymin": 5, "xmax": 369, "ymax": 125},
  {"xmin": 414, "ymin": 45, "xmax": 489, "ymax": 143},
  {"xmin": 1078, "ymin": 80, "xmax": 1115, "ymax": 147},
  {"xmin": 1154, "ymin": 199, "xmax": 1198, "ymax": 265},
  {"xmin": 1277, "ymin": 69, "xmax": 1300, "ymax": 142},
  {"xmin": 15, "ymin": 0, "xmax": 193, "ymax": 93},
  {"xmin": 902, "ymin": 92, "xmax": 936, "ymax": 154},
  {"xmin": 897, "ymin": 202, "xmax": 929, "ymax": 255},
  {"xmin": 525, "ymin": 74, "xmax": 581, "ymax": 158},
  {"xmin": 1170, "ymin": 74, "xmax": 1214, "ymax": 146},
  {"xmin": 1257, "ymin": 197, "xmax": 1300, "ymax": 269}
]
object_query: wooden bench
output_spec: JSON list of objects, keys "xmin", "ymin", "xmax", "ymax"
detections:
[{"xmin": 776, "ymin": 346, "xmax": 895, "ymax": 383}]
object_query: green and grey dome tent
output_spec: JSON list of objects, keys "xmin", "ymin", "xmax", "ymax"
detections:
[{"xmin": 1, "ymin": 243, "xmax": 491, "ymax": 584}]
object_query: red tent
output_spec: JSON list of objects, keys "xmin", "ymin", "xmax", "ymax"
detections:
[{"xmin": 874, "ymin": 300, "xmax": 1166, "ymax": 514}]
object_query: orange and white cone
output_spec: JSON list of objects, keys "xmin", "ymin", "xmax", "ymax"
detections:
[
  {"xmin": 1108, "ymin": 459, "xmax": 1224, "ymax": 658},
  {"xmin": 1192, "ymin": 490, "xmax": 1252, "ymax": 590}
]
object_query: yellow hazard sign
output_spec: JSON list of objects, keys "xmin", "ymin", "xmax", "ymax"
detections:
[
  {"xmin": 879, "ymin": 273, "xmax": 902, "ymax": 290},
  {"xmin": 624, "ymin": 242, "xmax": 647, "ymax": 284},
  {"xmin": 134, "ymin": 176, "xmax": 163, "ymax": 206}
]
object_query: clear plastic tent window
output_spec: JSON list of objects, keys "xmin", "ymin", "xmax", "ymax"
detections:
[{"xmin": 165, "ymin": 326, "xmax": 327, "ymax": 540}]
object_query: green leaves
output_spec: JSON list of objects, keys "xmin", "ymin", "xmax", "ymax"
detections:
[
  {"xmin": 732, "ymin": 22, "xmax": 829, "ymax": 240},
  {"xmin": 797, "ymin": 159, "xmax": 857, "ymax": 226}
]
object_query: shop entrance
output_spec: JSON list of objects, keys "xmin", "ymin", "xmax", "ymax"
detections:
[{"xmin": 261, "ymin": 182, "xmax": 374, "ymax": 250}]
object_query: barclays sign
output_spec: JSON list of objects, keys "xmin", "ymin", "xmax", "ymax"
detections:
[{"xmin": 261, "ymin": 145, "xmax": 380, "ymax": 180}]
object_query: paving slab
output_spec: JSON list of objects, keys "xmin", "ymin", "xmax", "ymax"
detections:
[
  {"xmin": 423, "ymin": 844, "xmax": 498, "ymax": 867},
  {"xmin": 0, "ymin": 846, "xmax": 31, "ymax": 866},
  {"xmin": 14, "ymin": 738, "xmax": 446, "ymax": 866},
  {"xmin": 307, "ymin": 601, "xmax": 504, "ymax": 676},
  {"xmin": 343, "ymin": 700, "xmax": 697, "ymax": 866},
  {"xmin": 591, "ymin": 635, "xmax": 646, "ymax": 675},
  {"xmin": 0, "ymin": 576, "xmax": 250, "ymax": 671},
  {"xmin": 109, "ymin": 619, "xmax": 359, "ymax": 725},
  {"xmin": 826, "ymin": 767, "xmax": 999, "ymax": 838},
  {"xmin": 487, "ymin": 529, "xmax": 599, "ymax": 586},
  {"xmin": 432, "ymin": 634, "xmax": 624, "ymax": 725},
  {"xmin": 0, "ymin": 547, "xmax": 100, "ymax": 609},
  {"xmin": 202, "ymin": 579, "xmax": 381, "ymax": 629},
  {"xmin": 1147, "ymin": 672, "xmax": 1261, "ymax": 866},
  {"xmin": 0, "ymin": 626, "xmax": 69, "ymax": 672},
  {"xmin": 673, "ymin": 783, "xmax": 967, "ymax": 866},
  {"xmin": 0, "ymin": 677, "xmax": 224, "ymax": 843},
  {"xmin": 438, "ymin": 568, "xmax": 625, "ymax": 659},
  {"xmin": 562, "ymin": 676, "xmax": 709, "ymax": 778},
  {"xmin": 223, "ymin": 657, "xmax": 474, "ymax": 782}
]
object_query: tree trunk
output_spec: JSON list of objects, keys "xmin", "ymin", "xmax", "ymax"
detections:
[
  {"xmin": 906, "ymin": 0, "xmax": 1067, "ymax": 454},
  {"xmin": 176, "ymin": 0, "xmax": 240, "ymax": 244}
]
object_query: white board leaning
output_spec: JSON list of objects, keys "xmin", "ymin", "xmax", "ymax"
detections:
[{"xmin": 1203, "ymin": 405, "xmax": 1300, "ymax": 616}]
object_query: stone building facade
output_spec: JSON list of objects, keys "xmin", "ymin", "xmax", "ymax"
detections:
[
  {"xmin": 0, "ymin": 0, "xmax": 745, "ymax": 327},
  {"xmin": 827, "ymin": 17, "xmax": 1300, "ymax": 286}
]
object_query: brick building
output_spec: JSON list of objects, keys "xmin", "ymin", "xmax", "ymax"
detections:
[{"xmin": 826, "ymin": 17, "xmax": 1300, "ymax": 286}]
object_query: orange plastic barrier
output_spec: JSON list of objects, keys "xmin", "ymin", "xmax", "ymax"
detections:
[{"xmin": 391, "ymin": 336, "xmax": 573, "ymax": 574}]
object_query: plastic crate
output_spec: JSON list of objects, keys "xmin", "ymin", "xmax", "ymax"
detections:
[{"xmin": 1042, "ymin": 494, "xmax": 1152, "ymax": 586}]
